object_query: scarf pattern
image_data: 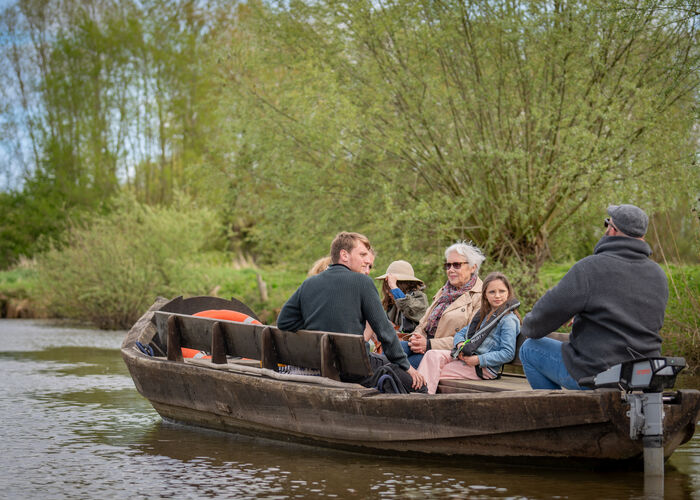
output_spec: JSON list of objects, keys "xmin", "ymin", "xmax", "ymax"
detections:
[{"xmin": 423, "ymin": 273, "xmax": 477, "ymax": 337}]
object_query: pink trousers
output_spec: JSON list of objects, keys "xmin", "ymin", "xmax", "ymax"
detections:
[{"xmin": 417, "ymin": 349, "xmax": 485, "ymax": 394}]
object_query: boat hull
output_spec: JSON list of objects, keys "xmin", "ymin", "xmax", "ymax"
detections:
[{"xmin": 122, "ymin": 300, "xmax": 699, "ymax": 464}]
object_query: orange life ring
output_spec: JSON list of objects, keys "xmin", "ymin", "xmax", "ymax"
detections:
[
  {"xmin": 181, "ymin": 347, "xmax": 211, "ymax": 359},
  {"xmin": 193, "ymin": 309, "xmax": 262, "ymax": 325}
]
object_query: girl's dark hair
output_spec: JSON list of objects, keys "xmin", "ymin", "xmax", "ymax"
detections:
[
  {"xmin": 381, "ymin": 280, "xmax": 423, "ymax": 310},
  {"xmin": 477, "ymin": 272, "xmax": 520, "ymax": 328}
]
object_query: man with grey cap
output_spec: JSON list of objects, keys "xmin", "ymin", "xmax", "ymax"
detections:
[{"xmin": 519, "ymin": 204, "xmax": 669, "ymax": 390}]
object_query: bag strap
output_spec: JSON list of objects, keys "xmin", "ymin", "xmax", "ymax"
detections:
[{"xmin": 452, "ymin": 300, "xmax": 520, "ymax": 358}]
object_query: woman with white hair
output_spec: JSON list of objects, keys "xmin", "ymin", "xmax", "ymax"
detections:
[{"xmin": 401, "ymin": 241, "xmax": 485, "ymax": 369}]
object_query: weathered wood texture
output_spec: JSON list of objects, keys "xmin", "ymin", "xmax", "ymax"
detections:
[
  {"xmin": 122, "ymin": 299, "xmax": 700, "ymax": 464},
  {"xmin": 438, "ymin": 375, "xmax": 531, "ymax": 393},
  {"xmin": 153, "ymin": 311, "xmax": 373, "ymax": 379}
]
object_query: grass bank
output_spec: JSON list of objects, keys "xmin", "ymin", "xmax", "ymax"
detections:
[{"xmin": 0, "ymin": 267, "xmax": 44, "ymax": 318}]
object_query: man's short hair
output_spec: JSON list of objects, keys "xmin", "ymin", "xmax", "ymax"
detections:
[{"xmin": 330, "ymin": 232, "xmax": 372, "ymax": 264}]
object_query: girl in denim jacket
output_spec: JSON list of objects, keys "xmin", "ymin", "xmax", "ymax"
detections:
[{"xmin": 417, "ymin": 272, "xmax": 520, "ymax": 394}]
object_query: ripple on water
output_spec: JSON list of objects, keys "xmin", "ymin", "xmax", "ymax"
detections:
[{"xmin": 1, "ymin": 318, "xmax": 700, "ymax": 499}]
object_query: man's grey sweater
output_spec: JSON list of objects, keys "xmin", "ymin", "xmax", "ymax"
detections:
[
  {"xmin": 276, "ymin": 264, "xmax": 410, "ymax": 371},
  {"xmin": 521, "ymin": 236, "xmax": 668, "ymax": 381}
]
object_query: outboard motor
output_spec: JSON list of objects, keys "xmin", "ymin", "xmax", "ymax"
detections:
[{"xmin": 580, "ymin": 357, "xmax": 686, "ymax": 493}]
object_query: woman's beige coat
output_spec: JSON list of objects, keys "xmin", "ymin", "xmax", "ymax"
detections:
[{"xmin": 412, "ymin": 277, "xmax": 483, "ymax": 351}]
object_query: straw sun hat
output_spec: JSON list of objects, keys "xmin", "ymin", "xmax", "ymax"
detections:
[{"xmin": 375, "ymin": 260, "xmax": 423, "ymax": 284}]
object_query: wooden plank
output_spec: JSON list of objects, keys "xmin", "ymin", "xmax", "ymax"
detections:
[
  {"xmin": 270, "ymin": 328, "xmax": 371, "ymax": 377},
  {"xmin": 270, "ymin": 329, "xmax": 324, "ymax": 368},
  {"xmin": 166, "ymin": 315, "xmax": 183, "ymax": 362},
  {"xmin": 154, "ymin": 311, "xmax": 373, "ymax": 378},
  {"xmin": 219, "ymin": 320, "xmax": 261, "ymax": 359},
  {"xmin": 260, "ymin": 326, "xmax": 278, "ymax": 371},
  {"xmin": 211, "ymin": 321, "xmax": 227, "ymax": 365},
  {"xmin": 155, "ymin": 311, "xmax": 261, "ymax": 358},
  {"xmin": 328, "ymin": 332, "xmax": 373, "ymax": 377},
  {"xmin": 230, "ymin": 358, "xmax": 261, "ymax": 368},
  {"xmin": 438, "ymin": 375, "xmax": 533, "ymax": 393},
  {"xmin": 155, "ymin": 312, "xmax": 212, "ymax": 353},
  {"xmin": 320, "ymin": 334, "xmax": 340, "ymax": 381}
]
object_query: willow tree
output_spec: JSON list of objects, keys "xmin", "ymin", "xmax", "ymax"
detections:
[
  {"xmin": 222, "ymin": 0, "xmax": 699, "ymax": 275},
  {"xmin": 0, "ymin": 0, "xmax": 235, "ymax": 266}
]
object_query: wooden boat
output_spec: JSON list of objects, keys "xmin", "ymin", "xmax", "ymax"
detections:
[{"xmin": 121, "ymin": 296, "xmax": 700, "ymax": 466}]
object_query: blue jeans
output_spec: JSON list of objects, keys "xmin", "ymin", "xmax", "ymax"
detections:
[
  {"xmin": 519, "ymin": 337, "xmax": 588, "ymax": 390},
  {"xmin": 400, "ymin": 340, "xmax": 424, "ymax": 369}
]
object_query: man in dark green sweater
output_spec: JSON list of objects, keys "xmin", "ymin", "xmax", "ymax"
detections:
[{"xmin": 277, "ymin": 232, "xmax": 426, "ymax": 391}]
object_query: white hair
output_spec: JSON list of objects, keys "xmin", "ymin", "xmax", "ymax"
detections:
[{"xmin": 444, "ymin": 241, "xmax": 486, "ymax": 271}]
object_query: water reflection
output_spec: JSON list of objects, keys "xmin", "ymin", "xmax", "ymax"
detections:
[
  {"xmin": 1, "ymin": 318, "xmax": 699, "ymax": 499},
  {"xmin": 132, "ymin": 420, "xmax": 700, "ymax": 499}
]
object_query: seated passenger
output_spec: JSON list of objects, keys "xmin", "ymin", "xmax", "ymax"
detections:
[
  {"xmin": 361, "ymin": 251, "xmax": 386, "ymax": 352},
  {"xmin": 277, "ymin": 231, "xmax": 426, "ymax": 392},
  {"xmin": 375, "ymin": 260, "xmax": 428, "ymax": 336},
  {"xmin": 401, "ymin": 241, "xmax": 485, "ymax": 369},
  {"xmin": 519, "ymin": 204, "xmax": 667, "ymax": 390},
  {"xmin": 417, "ymin": 272, "xmax": 520, "ymax": 394},
  {"xmin": 308, "ymin": 255, "xmax": 331, "ymax": 276}
]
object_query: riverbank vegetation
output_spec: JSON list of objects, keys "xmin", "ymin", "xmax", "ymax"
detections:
[
  {"xmin": 0, "ymin": 1, "xmax": 698, "ymax": 365},
  {"xmin": 1, "ymin": 221, "xmax": 698, "ymax": 370}
]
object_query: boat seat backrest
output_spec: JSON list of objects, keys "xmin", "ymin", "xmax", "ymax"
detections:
[{"xmin": 152, "ymin": 311, "xmax": 372, "ymax": 381}]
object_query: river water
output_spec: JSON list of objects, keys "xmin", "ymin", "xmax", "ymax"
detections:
[{"xmin": 1, "ymin": 318, "xmax": 699, "ymax": 499}]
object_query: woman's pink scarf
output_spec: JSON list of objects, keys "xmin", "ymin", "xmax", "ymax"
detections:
[{"xmin": 423, "ymin": 273, "xmax": 477, "ymax": 337}]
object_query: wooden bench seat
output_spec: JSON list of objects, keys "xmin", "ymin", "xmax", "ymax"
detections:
[
  {"xmin": 152, "ymin": 309, "xmax": 570, "ymax": 393},
  {"xmin": 152, "ymin": 311, "xmax": 373, "ymax": 382},
  {"xmin": 438, "ymin": 374, "xmax": 531, "ymax": 393}
]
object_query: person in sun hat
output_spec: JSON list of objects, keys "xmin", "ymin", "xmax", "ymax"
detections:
[
  {"xmin": 375, "ymin": 260, "xmax": 429, "ymax": 335},
  {"xmin": 519, "ymin": 203, "xmax": 669, "ymax": 390},
  {"xmin": 363, "ymin": 259, "xmax": 430, "ymax": 354}
]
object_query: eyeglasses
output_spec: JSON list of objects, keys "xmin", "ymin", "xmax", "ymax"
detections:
[
  {"xmin": 604, "ymin": 218, "xmax": 618, "ymax": 231},
  {"xmin": 444, "ymin": 261, "xmax": 469, "ymax": 270}
]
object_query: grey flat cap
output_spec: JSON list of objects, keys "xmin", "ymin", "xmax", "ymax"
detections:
[{"xmin": 607, "ymin": 204, "xmax": 649, "ymax": 237}]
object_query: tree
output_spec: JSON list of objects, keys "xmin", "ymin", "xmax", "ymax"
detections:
[
  {"xmin": 220, "ymin": 0, "xmax": 700, "ymax": 277},
  {"xmin": 0, "ymin": 0, "xmax": 236, "ymax": 267}
]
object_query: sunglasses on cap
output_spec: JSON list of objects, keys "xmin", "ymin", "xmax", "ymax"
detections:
[
  {"xmin": 444, "ymin": 261, "xmax": 469, "ymax": 270},
  {"xmin": 604, "ymin": 218, "xmax": 618, "ymax": 231}
]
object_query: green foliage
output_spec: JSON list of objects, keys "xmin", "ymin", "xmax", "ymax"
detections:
[
  {"xmin": 215, "ymin": 0, "xmax": 699, "ymax": 273},
  {"xmin": 183, "ymin": 263, "xmax": 311, "ymax": 324},
  {"xmin": 0, "ymin": 266, "xmax": 38, "ymax": 299},
  {"xmin": 661, "ymin": 264, "xmax": 700, "ymax": 373},
  {"xmin": 0, "ymin": 0, "xmax": 236, "ymax": 267},
  {"xmin": 35, "ymin": 193, "xmax": 220, "ymax": 329}
]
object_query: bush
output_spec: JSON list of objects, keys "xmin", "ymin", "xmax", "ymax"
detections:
[
  {"xmin": 185, "ymin": 263, "xmax": 309, "ymax": 324},
  {"xmin": 659, "ymin": 265, "xmax": 700, "ymax": 373},
  {"xmin": 35, "ymin": 193, "xmax": 220, "ymax": 329},
  {"xmin": 0, "ymin": 266, "xmax": 38, "ymax": 299}
]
